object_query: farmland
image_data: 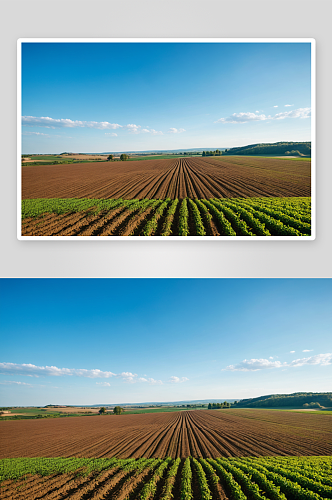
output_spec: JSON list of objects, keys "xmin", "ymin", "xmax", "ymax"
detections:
[
  {"xmin": 22, "ymin": 156, "xmax": 310, "ymax": 200},
  {"xmin": 21, "ymin": 197, "xmax": 311, "ymax": 237},
  {"xmin": 1, "ymin": 410, "xmax": 331, "ymax": 499},
  {"xmin": 1, "ymin": 456, "xmax": 331, "ymax": 500},
  {"xmin": 20, "ymin": 156, "xmax": 311, "ymax": 237},
  {"xmin": 1, "ymin": 410, "xmax": 331, "ymax": 459}
]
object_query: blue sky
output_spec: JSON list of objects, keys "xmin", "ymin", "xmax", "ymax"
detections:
[
  {"xmin": 21, "ymin": 42, "xmax": 312, "ymax": 154},
  {"xmin": 0, "ymin": 279, "xmax": 330, "ymax": 406}
]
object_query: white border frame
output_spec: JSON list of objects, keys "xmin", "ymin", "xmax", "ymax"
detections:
[{"xmin": 17, "ymin": 38, "xmax": 316, "ymax": 241}]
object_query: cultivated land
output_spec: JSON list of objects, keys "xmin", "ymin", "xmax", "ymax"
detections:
[
  {"xmin": 21, "ymin": 197, "xmax": 311, "ymax": 237},
  {"xmin": 1, "ymin": 410, "xmax": 331, "ymax": 459},
  {"xmin": 22, "ymin": 156, "xmax": 310, "ymax": 200},
  {"xmin": 1, "ymin": 456, "xmax": 331, "ymax": 500},
  {"xmin": 21, "ymin": 156, "xmax": 312, "ymax": 237}
]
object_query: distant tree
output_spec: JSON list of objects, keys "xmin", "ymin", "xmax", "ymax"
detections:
[
  {"xmin": 98, "ymin": 407, "xmax": 106, "ymax": 415},
  {"xmin": 202, "ymin": 151, "xmax": 206, "ymax": 157},
  {"xmin": 303, "ymin": 402, "xmax": 322, "ymax": 408},
  {"xmin": 107, "ymin": 154, "xmax": 114, "ymax": 161},
  {"xmin": 120, "ymin": 154, "xmax": 129, "ymax": 161},
  {"xmin": 208, "ymin": 403, "xmax": 211, "ymax": 409},
  {"xmin": 113, "ymin": 406, "xmax": 124, "ymax": 415}
]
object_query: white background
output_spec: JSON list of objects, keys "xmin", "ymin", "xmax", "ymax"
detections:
[{"xmin": 1, "ymin": 0, "xmax": 331, "ymax": 277}]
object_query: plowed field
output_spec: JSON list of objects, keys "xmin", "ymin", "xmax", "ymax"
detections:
[
  {"xmin": 1, "ymin": 410, "xmax": 331, "ymax": 459},
  {"xmin": 22, "ymin": 156, "xmax": 311, "ymax": 200}
]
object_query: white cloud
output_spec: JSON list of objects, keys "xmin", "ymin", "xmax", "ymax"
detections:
[
  {"xmin": 290, "ymin": 351, "xmax": 295, "ymax": 353},
  {"xmin": 147, "ymin": 378, "xmax": 163, "ymax": 385},
  {"xmin": 141, "ymin": 128, "xmax": 163, "ymax": 135},
  {"xmin": 0, "ymin": 380, "xmax": 32, "ymax": 386},
  {"xmin": 274, "ymin": 107, "xmax": 311, "ymax": 120},
  {"xmin": 169, "ymin": 376, "xmax": 189, "ymax": 383},
  {"xmin": 105, "ymin": 132, "xmax": 118, "ymax": 137},
  {"xmin": 215, "ymin": 112, "xmax": 270, "ymax": 124},
  {"xmin": 22, "ymin": 116, "xmax": 123, "ymax": 130},
  {"xmin": 215, "ymin": 107, "xmax": 311, "ymax": 124},
  {"xmin": 223, "ymin": 359, "xmax": 284, "ymax": 371},
  {"xmin": 0, "ymin": 362, "xmax": 166, "ymax": 385},
  {"xmin": 289, "ymin": 353, "xmax": 332, "ymax": 367},
  {"xmin": 223, "ymin": 353, "xmax": 332, "ymax": 371},
  {"xmin": 285, "ymin": 104, "xmax": 294, "ymax": 107},
  {"xmin": 117, "ymin": 371, "xmax": 138, "ymax": 383},
  {"xmin": 169, "ymin": 128, "xmax": 186, "ymax": 134},
  {"xmin": 302, "ymin": 349, "xmax": 313, "ymax": 352},
  {"xmin": 22, "ymin": 116, "xmax": 165, "ymax": 136},
  {"xmin": 124, "ymin": 124, "xmax": 141, "ymax": 133},
  {"xmin": 0, "ymin": 362, "xmax": 117, "ymax": 379},
  {"xmin": 269, "ymin": 356, "xmax": 274, "ymax": 359},
  {"xmin": 273, "ymin": 105, "xmax": 278, "ymax": 108},
  {"xmin": 22, "ymin": 131, "xmax": 51, "ymax": 137}
]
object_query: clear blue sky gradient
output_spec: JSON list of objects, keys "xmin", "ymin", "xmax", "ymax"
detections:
[
  {"xmin": 21, "ymin": 42, "xmax": 312, "ymax": 153},
  {"xmin": 0, "ymin": 279, "xmax": 330, "ymax": 406}
]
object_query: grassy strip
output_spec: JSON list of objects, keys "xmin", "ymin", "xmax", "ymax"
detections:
[
  {"xmin": 22, "ymin": 198, "xmax": 126, "ymax": 219},
  {"xmin": 194, "ymin": 199, "xmax": 213, "ymax": 228},
  {"xmin": 188, "ymin": 200, "xmax": 206, "ymax": 236},
  {"xmin": 178, "ymin": 199, "xmax": 190, "ymax": 236},
  {"xmin": 229, "ymin": 203, "xmax": 302, "ymax": 236},
  {"xmin": 232, "ymin": 459, "xmax": 318, "ymax": 500},
  {"xmin": 237, "ymin": 200, "xmax": 311, "ymax": 235},
  {"xmin": 138, "ymin": 458, "xmax": 172, "ymax": 500},
  {"xmin": 217, "ymin": 458, "xmax": 268, "ymax": 500},
  {"xmin": 199, "ymin": 459, "xmax": 220, "ymax": 489},
  {"xmin": 201, "ymin": 200, "xmax": 236, "ymax": 236},
  {"xmin": 220, "ymin": 200, "xmax": 270, "ymax": 236},
  {"xmin": 0, "ymin": 457, "xmax": 123, "ymax": 481},
  {"xmin": 160, "ymin": 458, "xmax": 181, "ymax": 500},
  {"xmin": 192, "ymin": 458, "xmax": 212, "ymax": 500},
  {"xmin": 181, "ymin": 457, "xmax": 193, "ymax": 500},
  {"xmin": 160, "ymin": 199, "xmax": 179, "ymax": 236},
  {"xmin": 211, "ymin": 200, "xmax": 254, "ymax": 236},
  {"xmin": 207, "ymin": 459, "xmax": 247, "ymax": 500},
  {"xmin": 142, "ymin": 199, "xmax": 170, "ymax": 236},
  {"xmin": 246, "ymin": 461, "xmax": 332, "ymax": 498}
]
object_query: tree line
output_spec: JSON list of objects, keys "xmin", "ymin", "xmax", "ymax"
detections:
[
  {"xmin": 202, "ymin": 150, "xmax": 222, "ymax": 157},
  {"xmin": 99, "ymin": 406, "xmax": 124, "ymax": 415},
  {"xmin": 107, "ymin": 154, "xmax": 129, "ymax": 161},
  {"xmin": 208, "ymin": 402, "xmax": 232, "ymax": 409}
]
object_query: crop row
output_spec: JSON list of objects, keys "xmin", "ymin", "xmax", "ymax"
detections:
[
  {"xmin": 1, "ymin": 456, "xmax": 331, "ymax": 500},
  {"xmin": 21, "ymin": 196, "xmax": 311, "ymax": 237}
]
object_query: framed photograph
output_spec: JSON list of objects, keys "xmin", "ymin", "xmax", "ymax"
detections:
[{"xmin": 18, "ymin": 39, "xmax": 315, "ymax": 240}]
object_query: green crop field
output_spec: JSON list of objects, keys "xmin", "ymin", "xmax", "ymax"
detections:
[
  {"xmin": 1, "ymin": 456, "xmax": 331, "ymax": 499},
  {"xmin": 21, "ymin": 196, "xmax": 311, "ymax": 237}
]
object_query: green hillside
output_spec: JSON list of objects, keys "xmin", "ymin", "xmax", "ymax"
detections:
[
  {"xmin": 224, "ymin": 141, "xmax": 311, "ymax": 157},
  {"xmin": 234, "ymin": 392, "xmax": 332, "ymax": 408}
]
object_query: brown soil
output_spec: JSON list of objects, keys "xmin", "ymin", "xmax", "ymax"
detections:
[
  {"xmin": 22, "ymin": 156, "xmax": 311, "ymax": 200},
  {"xmin": 1, "ymin": 410, "xmax": 331, "ymax": 460}
]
